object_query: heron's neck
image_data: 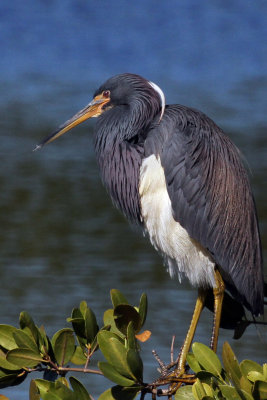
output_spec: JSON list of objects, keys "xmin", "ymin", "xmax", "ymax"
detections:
[{"xmin": 94, "ymin": 123, "xmax": 144, "ymax": 224}]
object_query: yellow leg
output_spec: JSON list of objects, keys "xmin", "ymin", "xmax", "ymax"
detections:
[
  {"xmin": 210, "ymin": 269, "xmax": 225, "ymax": 352},
  {"xmin": 173, "ymin": 269, "xmax": 225, "ymax": 376},
  {"xmin": 156, "ymin": 269, "xmax": 226, "ymax": 396},
  {"xmin": 160, "ymin": 289, "xmax": 206, "ymax": 395},
  {"xmin": 176, "ymin": 288, "xmax": 207, "ymax": 373}
]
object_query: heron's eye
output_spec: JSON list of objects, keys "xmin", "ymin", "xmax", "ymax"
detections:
[{"xmin": 103, "ymin": 90, "xmax": 110, "ymax": 98}]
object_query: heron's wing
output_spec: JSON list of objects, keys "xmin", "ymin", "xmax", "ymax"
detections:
[{"xmin": 145, "ymin": 105, "xmax": 263, "ymax": 315}]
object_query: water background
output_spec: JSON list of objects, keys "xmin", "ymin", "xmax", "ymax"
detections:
[{"xmin": 0, "ymin": 1, "xmax": 266, "ymax": 398}]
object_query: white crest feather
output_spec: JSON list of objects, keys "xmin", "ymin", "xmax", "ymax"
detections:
[{"xmin": 148, "ymin": 80, "xmax": 166, "ymax": 122}]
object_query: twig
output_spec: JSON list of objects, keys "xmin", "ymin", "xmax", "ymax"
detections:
[
  {"xmin": 27, "ymin": 364, "xmax": 103, "ymax": 376},
  {"xmin": 84, "ymin": 346, "xmax": 91, "ymax": 371},
  {"xmin": 58, "ymin": 366, "xmax": 103, "ymax": 375},
  {"xmin": 170, "ymin": 336, "xmax": 175, "ymax": 364}
]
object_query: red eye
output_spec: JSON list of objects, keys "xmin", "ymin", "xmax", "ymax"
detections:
[{"xmin": 103, "ymin": 90, "xmax": 110, "ymax": 98}]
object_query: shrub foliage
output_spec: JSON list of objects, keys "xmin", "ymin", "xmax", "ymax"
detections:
[{"xmin": 0, "ymin": 290, "xmax": 266, "ymax": 399}]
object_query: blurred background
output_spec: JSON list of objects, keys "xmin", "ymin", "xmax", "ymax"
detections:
[{"xmin": 0, "ymin": 0, "xmax": 266, "ymax": 398}]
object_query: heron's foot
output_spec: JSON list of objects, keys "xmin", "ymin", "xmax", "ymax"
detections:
[
  {"xmin": 156, "ymin": 364, "xmax": 196, "ymax": 383},
  {"xmin": 150, "ymin": 351, "xmax": 196, "ymax": 396},
  {"xmin": 151, "ymin": 369, "xmax": 196, "ymax": 397}
]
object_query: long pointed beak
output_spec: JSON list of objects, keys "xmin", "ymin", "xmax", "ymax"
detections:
[{"xmin": 34, "ymin": 94, "xmax": 110, "ymax": 151}]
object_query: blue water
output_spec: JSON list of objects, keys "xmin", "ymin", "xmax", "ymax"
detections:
[
  {"xmin": 1, "ymin": 1, "xmax": 266, "ymax": 117},
  {"xmin": 0, "ymin": 1, "xmax": 266, "ymax": 398}
]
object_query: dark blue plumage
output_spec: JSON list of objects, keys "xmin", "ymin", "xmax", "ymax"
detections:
[{"xmin": 92, "ymin": 74, "xmax": 263, "ymax": 316}]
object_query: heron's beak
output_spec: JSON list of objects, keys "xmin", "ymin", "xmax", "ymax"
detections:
[{"xmin": 34, "ymin": 93, "xmax": 110, "ymax": 151}]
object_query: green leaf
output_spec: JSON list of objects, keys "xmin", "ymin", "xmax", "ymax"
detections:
[
  {"xmin": 33, "ymin": 379, "xmax": 53, "ymax": 397},
  {"xmin": 38, "ymin": 326, "xmax": 50, "ymax": 354},
  {"xmin": 222, "ymin": 341, "xmax": 242, "ymax": 388},
  {"xmin": 6, "ymin": 348, "xmax": 43, "ymax": 368},
  {"xmin": 114, "ymin": 305, "xmax": 141, "ymax": 335},
  {"xmin": 126, "ymin": 348, "xmax": 143, "ymax": 382},
  {"xmin": 31, "ymin": 378, "xmax": 50, "ymax": 392},
  {"xmin": 138, "ymin": 293, "xmax": 147, "ymax": 328},
  {"xmin": 220, "ymin": 383, "xmax": 254, "ymax": 400},
  {"xmin": 51, "ymin": 328, "xmax": 75, "ymax": 366},
  {"xmin": 186, "ymin": 352, "xmax": 202, "ymax": 373},
  {"xmin": 98, "ymin": 362, "xmax": 135, "ymax": 387},
  {"xmin": 97, "ymin": 331, "xmax": 133, "ymax": 378},
  {"xmin": 192, "ymin": 378, "xmax": 206, "ymax": 399},
  {"xmin": 253, "ymin": 380, "xmax": 267, "ymax": 399},
  {"xmin": 0, "ymin": 370, "xmax": 27, "ymax": 389},
  {"xmin": 196, "ymin": 370, "xmax": 218, "ymax": 385},
  {"xmin": 219, "ymin": 385, "xmax": 242, "ymax": 399},
  {"xmin": 29, "ymin": 379, "xmax": 41, "ymax": 400},
  {"xmin": 68, "ymin": 308, "xmax": 86, "ymax": 342},
  {"xmin": 174, "ymin": 385, "xmax": 194, "ymax": 399},
  {"xmin": 237, "ymin": 389, "xmax": 254, "ymax": 400},
  {"xmin": 247, "ymin": 371, "xmax": 265, "ymax": 383},
  {"xmin": 103, "ymin": 309, "xmax": 124, "ymax": 337},
  {"xmin": 57, "ymin": 376, "xmax": 69, "ymax": 387},
  {"xmin": 192, "ymin": 380, "xmax": 214, "ymax": 399},
  {"xmin": 240, "ymin": 359, "xmax": 263, "ymax": 377},
  {"xmin": 66, "ymin": 316, "xmax": 84, "ymax": 325},
  {"xmin": 234, "ymin": 361, "xmax": 254, "ymax": 393},
  {"xmin": 42, "ymin": 393, "xmax": 61, "ymax": 400},
  {"xmin": 110, "ymin": 289, "xmax": 129, "ymax": 308},
  {"xmin": 68, "ymin": 306, "xmax": 96, "ymax": 350},
  {"xmin": 0, "ymin": 359, "xmax": 21, "ymax": 372},
  {"xmin": 192, "ymin": 342, "xmax": 222, "ymax": 377},
  {"xmin": 0, "ymin": 348, "xmax": 22, "ymax": 371},
  {"xmin": 103, "ymin": 309, "xmax": 114, "ymax": 326},
  {"xmin": 89, "ymin": 333, "xmax": 99, "ymax": 354},
  {"xmin": 34, "ymin": 379, "xmax": 75, "ymax": 400},
  {"xmin": 13, "ymin": 330, "xmax": 39, "ymax": 353},
  {"xmin": 19, "ymin": 312, "xmax": 40, "ymax": 345},
  {"xmin": 126, "ymin": 322, "xmax": 137, "ymax": 351},
  {"xmin": 97, "ymin": 388, "xmax": 113, "ymax": 400},
  {"xmin": 69, "ymin": 376, "xmax": 92, "ymax": 400},
  {"xmin": 98, "ymin": 385, "xmax": 139, "ymax": 400},
  {"xmin": 0, "ymin": 325, "xmax": 19, "ymax": 350},
  {"xmin": 79, "ymin": 301, "xmax": 88, "ymax": 316},
  {"xmin": 201, "ymin": 383, "xmax": 214, "ymax": 397},
  {"xmin": 84, "ymin": 307, "xmax": 99, "ymax": 344},
  {"xmin": 98, "ymin": 329, "xmax": 124, "ymax": 342},
  {"xmin": 70, "ymin": 346, "xmax": 87, "ymax": 365}
]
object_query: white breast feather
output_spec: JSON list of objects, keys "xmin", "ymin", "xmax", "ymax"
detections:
[{"xmin": 139, "ymin": 155, "xmax": 216, "ymax": 288}]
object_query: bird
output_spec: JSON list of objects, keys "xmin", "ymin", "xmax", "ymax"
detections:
[{"xmin": 35, "ymin": 73, "xmax": 264, "ymax": 383}]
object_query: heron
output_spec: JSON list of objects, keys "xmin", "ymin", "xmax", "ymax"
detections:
[{"xmin": 35, "ymin": 73, "xmax": 264, "ymax": 384}]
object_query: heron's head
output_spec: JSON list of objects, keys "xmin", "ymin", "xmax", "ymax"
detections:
[{"xmin": 34, "ymin": 73, "xmax": 165, "ymax": 150}]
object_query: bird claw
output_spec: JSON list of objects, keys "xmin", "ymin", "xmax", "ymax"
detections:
[
  {"xmin": 149, "ymin": 338, "xmax": 196, "ymax": 396},
  {"xmin": 153, "ymin": 370, "xmax": 196, "ymax": 398},
  {"xmin": 149, "ymin": 360, "xmax": 195, "ymax": 398}
]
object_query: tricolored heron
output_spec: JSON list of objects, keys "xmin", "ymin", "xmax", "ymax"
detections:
[{"xmin": 35, "ymin": 73, "xmax": 264, "ymax": 382}]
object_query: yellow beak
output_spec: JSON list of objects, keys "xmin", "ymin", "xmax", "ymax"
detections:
[{"xmin": 34, "ymin": 93, "xmax": 110, "ymax": 150}]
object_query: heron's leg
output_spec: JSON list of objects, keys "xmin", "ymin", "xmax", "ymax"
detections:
[
  {"xmin": 176, "ymin": 288, "xmax": 207, "ymax": 373},
  {"xmin": 175, "ymin": 269, "xmax": 225, "ymax": 374},
  {"xmin": 157, "ymin": 272, "xmax": 225, "ymax": 395},
  {"xmin": 157, "ymin": 290, "xmax": 207, "ymax": 395},
  {"xmin": 210, "ymin": 268, "xmax": 225, "ymax": 352}
]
